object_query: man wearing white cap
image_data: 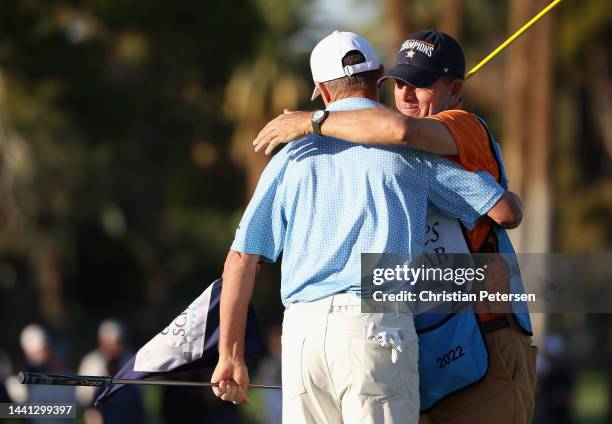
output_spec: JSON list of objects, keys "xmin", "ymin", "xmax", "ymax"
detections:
[
  {"xmin": 252, "ymin": 29, "xmax": 536, "ymax": 423},
  {"xmin": 211, "ymin": 31, "xmax": 521, "ymax": 423}
]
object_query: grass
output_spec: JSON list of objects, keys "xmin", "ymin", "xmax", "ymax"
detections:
[{"xmin": 574, "ymin": 371, "xmax": 609, "ymax": 424}]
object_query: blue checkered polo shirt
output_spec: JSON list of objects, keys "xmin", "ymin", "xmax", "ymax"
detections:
[{"xmin": 231, "ymin": 97, "xmax": 504, "ymax": 305}]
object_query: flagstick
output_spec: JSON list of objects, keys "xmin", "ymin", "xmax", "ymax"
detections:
[{"xmin": 465, "ymin": 0, "xmax": 563, "ymax": 80}]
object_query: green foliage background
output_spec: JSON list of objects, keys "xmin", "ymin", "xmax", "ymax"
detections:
[{"xmin": 0, "ymin": 0, "xmax": 610, "ymax": 421}]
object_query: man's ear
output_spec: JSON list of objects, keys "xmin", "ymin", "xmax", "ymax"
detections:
[
  {"xmin": 448, "ymin": 79, "xmax": 463, "ymax": 108},
  {"xmin": 317, "ymin": 82, "xmax": 332, "ymax": 105}
]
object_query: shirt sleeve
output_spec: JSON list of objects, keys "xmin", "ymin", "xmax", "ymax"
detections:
[
  {"xmin": 230, "ymin": 150, "xmax": 288, "ymax": 262},
  {"xmin": 424, "ymin": 153, "xmax": 505, "ymax": 229}
]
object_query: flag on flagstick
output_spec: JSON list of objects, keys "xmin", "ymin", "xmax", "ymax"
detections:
[{"xmin": 95, "ymin": 278, "xmax": 265, "ymax": 405}]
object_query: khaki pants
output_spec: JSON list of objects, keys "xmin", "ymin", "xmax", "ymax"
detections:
[
  {"xmin": 282, "ymin": 293, "xmax": 419, "ymax": 424},
  {"xmin": 420, "ymin": 320, "xmax": 537, "ymax": 424}
]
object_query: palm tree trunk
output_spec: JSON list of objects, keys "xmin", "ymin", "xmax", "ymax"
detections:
[
  {"xmin": 522, "ymin": 0, "xmax": 553, "ymax": 254},
  {"xmin": 502, "ymin": 0, "xmax": 532, "ymax": 251},
  {"xmin": 439, "ymin": 0, "xmax": 463, "ymax": 38},
  {"xmin": 35, "ymin": 241, "xmax": 64, "ymax": 326},
  {"xmin": 504, "ymin": 0, "xmax": 554, "ymax": 346},
  {"xmin": 384, "ymin": 0, "xmax": 409, "ymax": 99}
]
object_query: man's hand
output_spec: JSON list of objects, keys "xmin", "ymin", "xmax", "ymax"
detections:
[
  {"xmin": 211, "ymin": 356, "xmax": 251, "ymax": 404},
  {"xmin": 253, "ymin": 109, "xmax": 311, "ymax": 155}
]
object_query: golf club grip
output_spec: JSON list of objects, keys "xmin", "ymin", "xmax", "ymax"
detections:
[{"xmin": 18, "ymin": 371, "xmax": 112, "ymax": 387}]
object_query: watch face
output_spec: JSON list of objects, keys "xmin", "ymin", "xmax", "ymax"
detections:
[{"xmin": 313, "ymin": 110, "xmax": 325, "ymax": 121}]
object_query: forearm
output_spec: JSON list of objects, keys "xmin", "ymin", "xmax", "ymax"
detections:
[
  {"xmin": 320, "ymin": 108, "xmax": 409, "ymax": 146},
  {"xmin": 321, "ymin": 109, "xmax": 458, "ymax": 155},
  {"xmin": 219, "ymin": 250, "xmax": 259, "ymax": 360},
  {"xmin": 253, "ymin": 107, "xmax": 458, "ymax": 155}
]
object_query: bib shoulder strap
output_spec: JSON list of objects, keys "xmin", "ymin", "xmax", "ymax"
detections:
[{"xmin": 472, "ymin": 114, "xmax": 508, "ymax": 190}]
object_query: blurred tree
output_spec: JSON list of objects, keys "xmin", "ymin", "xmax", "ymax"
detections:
[
  {"xmin": 438, "ymin": 0, "xmax": 463, "ymax": 38},
  {"xmin": 222, "ymin": 0, "xmax": 310, "ymax": 328},
  {"xmin": 383, "ymin": 0, "xmax": 409, "ymax": 100},
  {"xmin": 223, "ymin": 0, "xmax": 309, "ymax": 197},
  {"xmin": 502, "ymin": 0, "xmax": 531, "ymax": 210},
  {"xmin": 502, "ymin": 0, "xmax": 555, "ymax": 346},
  {"xmin": 502, "ymin": 0, "xmax": 554, "ymax": 254},
  {"xmin": 554, "ymin": 0, "xmax": 612, "ymax": 252},
  {"xmin": 0, "ymin": 0, "xmax": 282, "ymax": 346},
  {"xmin": 385, "ymin": 0, "xmax": 409, "ymax": 60},
  {"xmin": 523, "ymin": 0, "xmax": 553, "ymax": 254}
]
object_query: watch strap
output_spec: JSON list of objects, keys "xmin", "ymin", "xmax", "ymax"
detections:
[{"xmin": 311, "ymin": 110, "xmax": 330, "ymax": 136}]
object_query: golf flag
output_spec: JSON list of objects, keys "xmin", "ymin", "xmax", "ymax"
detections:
[{"xmin": 95, "ymin": 278, "xmax": 264, "ymax": 405}]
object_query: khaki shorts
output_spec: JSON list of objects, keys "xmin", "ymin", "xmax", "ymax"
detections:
[{"xmin": 282, "ymin": 293, "xmax": 419, "ymax": 424}]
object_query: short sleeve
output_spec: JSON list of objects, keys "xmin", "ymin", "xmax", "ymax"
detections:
[
  {"xmin": 230, "ymin": 151, "xmax": 288, "ymax": 262},
  {"xmin": 425, "ymin": 153, "xmax": 505, "ymax": 229}
]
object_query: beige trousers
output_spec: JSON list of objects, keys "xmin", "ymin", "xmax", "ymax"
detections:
[
  {"xmin": 419, "ymin": 322, "xmax": 537, "ymax": 424},
  {"xmin": 281, "ymin": 293, "xmax": 419, "ymax": 424}
]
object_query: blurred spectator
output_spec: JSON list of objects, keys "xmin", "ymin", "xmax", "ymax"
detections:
[
  {"xmin": 534, "ymin": 334, "xmax": 575, "ymax": 424},
  {"xmin": 76, "ymin": 320, "xmax": 127, "ymax": 405},
  {"xmin": 20, "ymin": 324, "xmax": 50, "ymax": 372},
  {"xmin": 255, "ymin": 326, "xmax": 282, "ymax": 424},
  {"xmin": 77, "ymin": 319, "xmax": 145, "ymax": 424},
  {"xmin": 11, "ymin": 324, "xmax": 75, "ymax": 424}
]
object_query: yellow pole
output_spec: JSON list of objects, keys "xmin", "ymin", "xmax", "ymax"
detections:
[{"xmin": 465, "ymin": 0, "xmax": 562, "ymax": 80}]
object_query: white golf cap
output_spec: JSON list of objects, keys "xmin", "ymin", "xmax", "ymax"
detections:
[
  {"xmin": 98, "ymin": 319, "xmax": 124, "ymax": 342},
  {"xmin": 310, "ymin": 31, "xmax": 380, "ymax": 101},
  {"xmin": 20, "ymin": 324, "xmax": 48, "ymax": 354}
]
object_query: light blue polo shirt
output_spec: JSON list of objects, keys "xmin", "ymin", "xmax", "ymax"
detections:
[{"xmin": 231, "ymin": 97, "xmax": 504, "ymax": 305}]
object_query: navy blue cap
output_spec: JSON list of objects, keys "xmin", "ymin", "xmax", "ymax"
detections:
[{"xmin": 380, "ymin": 29, "xmax": 465, "ymax": 88}]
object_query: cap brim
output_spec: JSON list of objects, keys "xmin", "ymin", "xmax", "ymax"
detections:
[
  {"xmin": 311, "ymin": 85, "xmax": 321, "ymax": 101},
  {"xmin": 378, "ymin": 64, "xmax": 441, "ymax": 88}
]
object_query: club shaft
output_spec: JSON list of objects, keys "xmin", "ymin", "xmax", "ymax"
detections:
[
  {"xmin": 19, "ymin": 371, "xmax": 281, "ymax": 390},
  {"xmin": 114, "ymin": 379, "xmax": 280, "ymax": 389},
  {"xmin": 465, "ymin": 0, "xmax": 562, "ymax": 80}
]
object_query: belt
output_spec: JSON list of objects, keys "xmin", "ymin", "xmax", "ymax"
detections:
[
  {"xmin": 479, "ymin": 315, "xmax": 510, "ymax": 334},
  {"xmin": 290, "ymin": 292, "xmax": 413, "ymax": 314}
]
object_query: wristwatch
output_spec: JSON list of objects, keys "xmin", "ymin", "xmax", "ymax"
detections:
[{"xmin": 311, "ymin": 110, "xmax": 329, "ymax": 136}]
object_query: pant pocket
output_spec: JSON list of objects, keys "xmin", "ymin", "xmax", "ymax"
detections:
[
  {"xmin": 281, "ymin": 335, "xmax": 307, "ymax": 400},
  {"xmin": 349, "ymin": 338, "xmax": 404, "ymax": 402}
]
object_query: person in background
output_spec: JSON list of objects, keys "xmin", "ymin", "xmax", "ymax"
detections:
[
  {"xmin": 77, "ymin": 319, "xmax": 145, "ymax": 424},
  {"xmin": 77, "ymin": 320, "xmax": 128, "ymax": 405},
  {"xmin": 255, "ymin": 326, "xmax": 282, "ymax": 424},
  {"xmin": 18, "ymin": 324, "xmax": 75, "ymax": 424},
  {"xmin": 534, "ymin": 334, "xmax": 575, "ymax": 424}
]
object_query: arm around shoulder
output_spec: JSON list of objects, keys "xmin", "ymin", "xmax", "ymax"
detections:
[{"xmin": 253, "ymin": 107, "xmax": 459, "ymax": 155}]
